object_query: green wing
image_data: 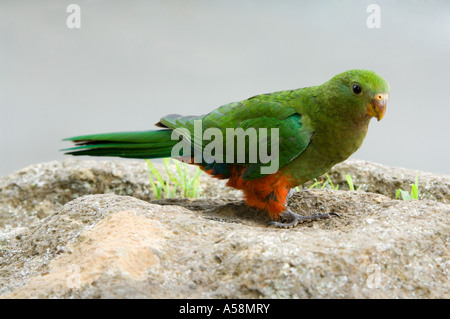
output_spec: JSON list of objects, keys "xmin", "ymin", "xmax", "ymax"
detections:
[{"xmin": 159, "ymin": 90, "xmax": 314, "ymax": 180}]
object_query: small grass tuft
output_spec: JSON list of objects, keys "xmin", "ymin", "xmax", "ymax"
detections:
[
  {"xmin": 294, "ymin": 172, "xmax": 362, "ymax": 192},
  {"xmin": 308, "ymin": 173, "xmax": 339, "ymax": 190},
  {"xmin": 145, "ymin": 158, "xmax": 202, "ymax": 199},
  {"xmin": 395, "ymin": 174, "xmax": 419, "ymax": 201}
]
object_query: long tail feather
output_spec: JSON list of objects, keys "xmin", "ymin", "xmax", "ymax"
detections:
[{"xmin": 62, "ymin": 129, "xmax": 177, "ymax": 159}]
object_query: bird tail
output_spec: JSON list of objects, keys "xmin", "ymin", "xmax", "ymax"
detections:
[{"xmin": 62, "ymin": 129, "xmax": 177, "ymax": 159}]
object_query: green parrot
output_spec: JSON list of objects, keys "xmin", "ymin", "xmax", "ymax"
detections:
[{"xmin": 63, "ymin": 69, "xmax": 389, "ymax": 228}]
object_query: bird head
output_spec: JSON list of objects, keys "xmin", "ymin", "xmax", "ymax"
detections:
[{"xmin": 326, "ymin": 69, "xmax": 390, "ymax": 123}]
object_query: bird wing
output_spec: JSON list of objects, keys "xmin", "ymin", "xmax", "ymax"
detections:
[{"xmin": 158, "ymin": 91, "xmax": 314, "ymax": 180}]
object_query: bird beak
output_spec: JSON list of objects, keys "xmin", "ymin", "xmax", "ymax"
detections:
[{"xmin": 367, "ymin": 93, "xmax": 388, "ymax": 121}]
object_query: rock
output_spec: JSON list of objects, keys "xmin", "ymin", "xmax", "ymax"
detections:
[
  {"xmin": 1, "ymin": 158, "xmax": 448, "ymax": 230},
  {"xmin": 0, "ymin": 159, "xmax": 449, "ymax": 298},
  {"xmin": 0, "ymin": 159, "xmax": 241, "ymax": 229},
  {"xmin": 328, "ymin": 159, "xmax": 450, "ymax": 204}
]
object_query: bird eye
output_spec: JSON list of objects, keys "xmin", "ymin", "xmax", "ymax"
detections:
[{"xmin": 352, "ymin": 84, "xmax": 362, "ymax": 94}]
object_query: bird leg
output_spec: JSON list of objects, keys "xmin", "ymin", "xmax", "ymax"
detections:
[
  {"xmin": 286, "ymin": 188, "xmax": 296, "ymax": 201},
  {"xmin": 267, "ymin": 207, "xmax": 340, "ymax": 229}
]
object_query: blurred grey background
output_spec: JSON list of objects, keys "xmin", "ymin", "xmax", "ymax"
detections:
[{"xmin": 1, "ymin": 0, "xmax": 449, "ymax": 177}]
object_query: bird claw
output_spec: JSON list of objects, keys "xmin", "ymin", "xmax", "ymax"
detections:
[{"xmin": 267, "ymin": 208, "xmax": 340, "ymax": 229}]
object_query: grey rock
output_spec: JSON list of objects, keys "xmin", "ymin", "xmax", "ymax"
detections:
[
  {"xmin": 327, "ymin": 159, "xmax": 450, "ymax": 203},
  {"xmin": 0, "ymin": 159, "xmax": 449, "ymax": 298},
  {"xmin": 1, "ymin": 158, "xmax": 448, "ymax": 230},
  {"xmin": 0, "ymin": 159, "xmax": 240, "ymax": 229},
  {"xmin": 0, "ymin": 192, "xmax": 448, "ymax": 298}
]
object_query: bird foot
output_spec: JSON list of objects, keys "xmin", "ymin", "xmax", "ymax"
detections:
[{"xmin": 267, "ymin": 208, "xmax": 340, "ymax": 229}]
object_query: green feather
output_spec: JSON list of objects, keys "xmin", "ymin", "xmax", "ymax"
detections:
[{"xmin": 62, "ymin": 130, "xmax": 176, "ymax": 159}]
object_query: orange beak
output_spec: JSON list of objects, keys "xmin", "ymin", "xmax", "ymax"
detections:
[{"xmin": 367, "ymin": 93, "xmax": 388, "ymax": 121}]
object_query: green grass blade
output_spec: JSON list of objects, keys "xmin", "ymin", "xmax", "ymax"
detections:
[
  {"xmin": 411, "ymin": 184, "xmax": 418, "ymax": 200},
  {"xmin": 398, "ymin": 189, "xmax": 411, "ymax": 201},
  {"xmin": 163, "ymin": 158, "xmax": 183, "ymax": 188},
  {"xmin": 320, "ymin": 179, "xmax": 329, "ymax": 189},
  {"xmin": 411, "ymin": 174, "xmax": 419, "ymax": 200},
  {"xmin": 309, "ymin": 179, "xmax": 322, "ymax": 189},
  {"xmin": 326, "ymin": 173, "xmax": 339, "ymax": 190},
  {"xmin": 187, "ymin": 167, "xmax": 203, "ymax": 190},
  {"xmin": 145, "ymin": 160, "xmax": 159, "ymax": 199},
  {"xmin": 164, "ymin": 173, "xmax": 172, "ymax": 198},
  {"xmin": 145, "ymin": 159, "xmax": 165, "ymax": 199},
  {"xmin": 346, "ymin": 174, "xmax": 355, "ymax": 191},
  {"xmin": 145, "ymin": 159, "xmax": 165, "ymax": 186},
  {"xmin": 173, "ymin": 159, "xmax": 184, "ymax": 187},
  {"xmin": 156, "ymin": 183, "xmax": 162, "ymax": 199},
  {"xmin": 183, "ymin": 163, "xmax": 188, "ymax": 196}
]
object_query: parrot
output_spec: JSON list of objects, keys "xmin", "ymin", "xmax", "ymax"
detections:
[{"xmin": 63, "ymin": 69, "xmax": 389, "ymax": 228}]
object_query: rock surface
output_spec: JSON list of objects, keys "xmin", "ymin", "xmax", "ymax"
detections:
[
  {"xmin": 0, "ymin": 159, "xmax": 449, "ymax": 298},
  {"xmin": 0, "ymin": 159, "xmax": 241, "ymax": 229},
  {"xmin": 329, "ymin": 160, "xmax": 450, "ymax": 204}
]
